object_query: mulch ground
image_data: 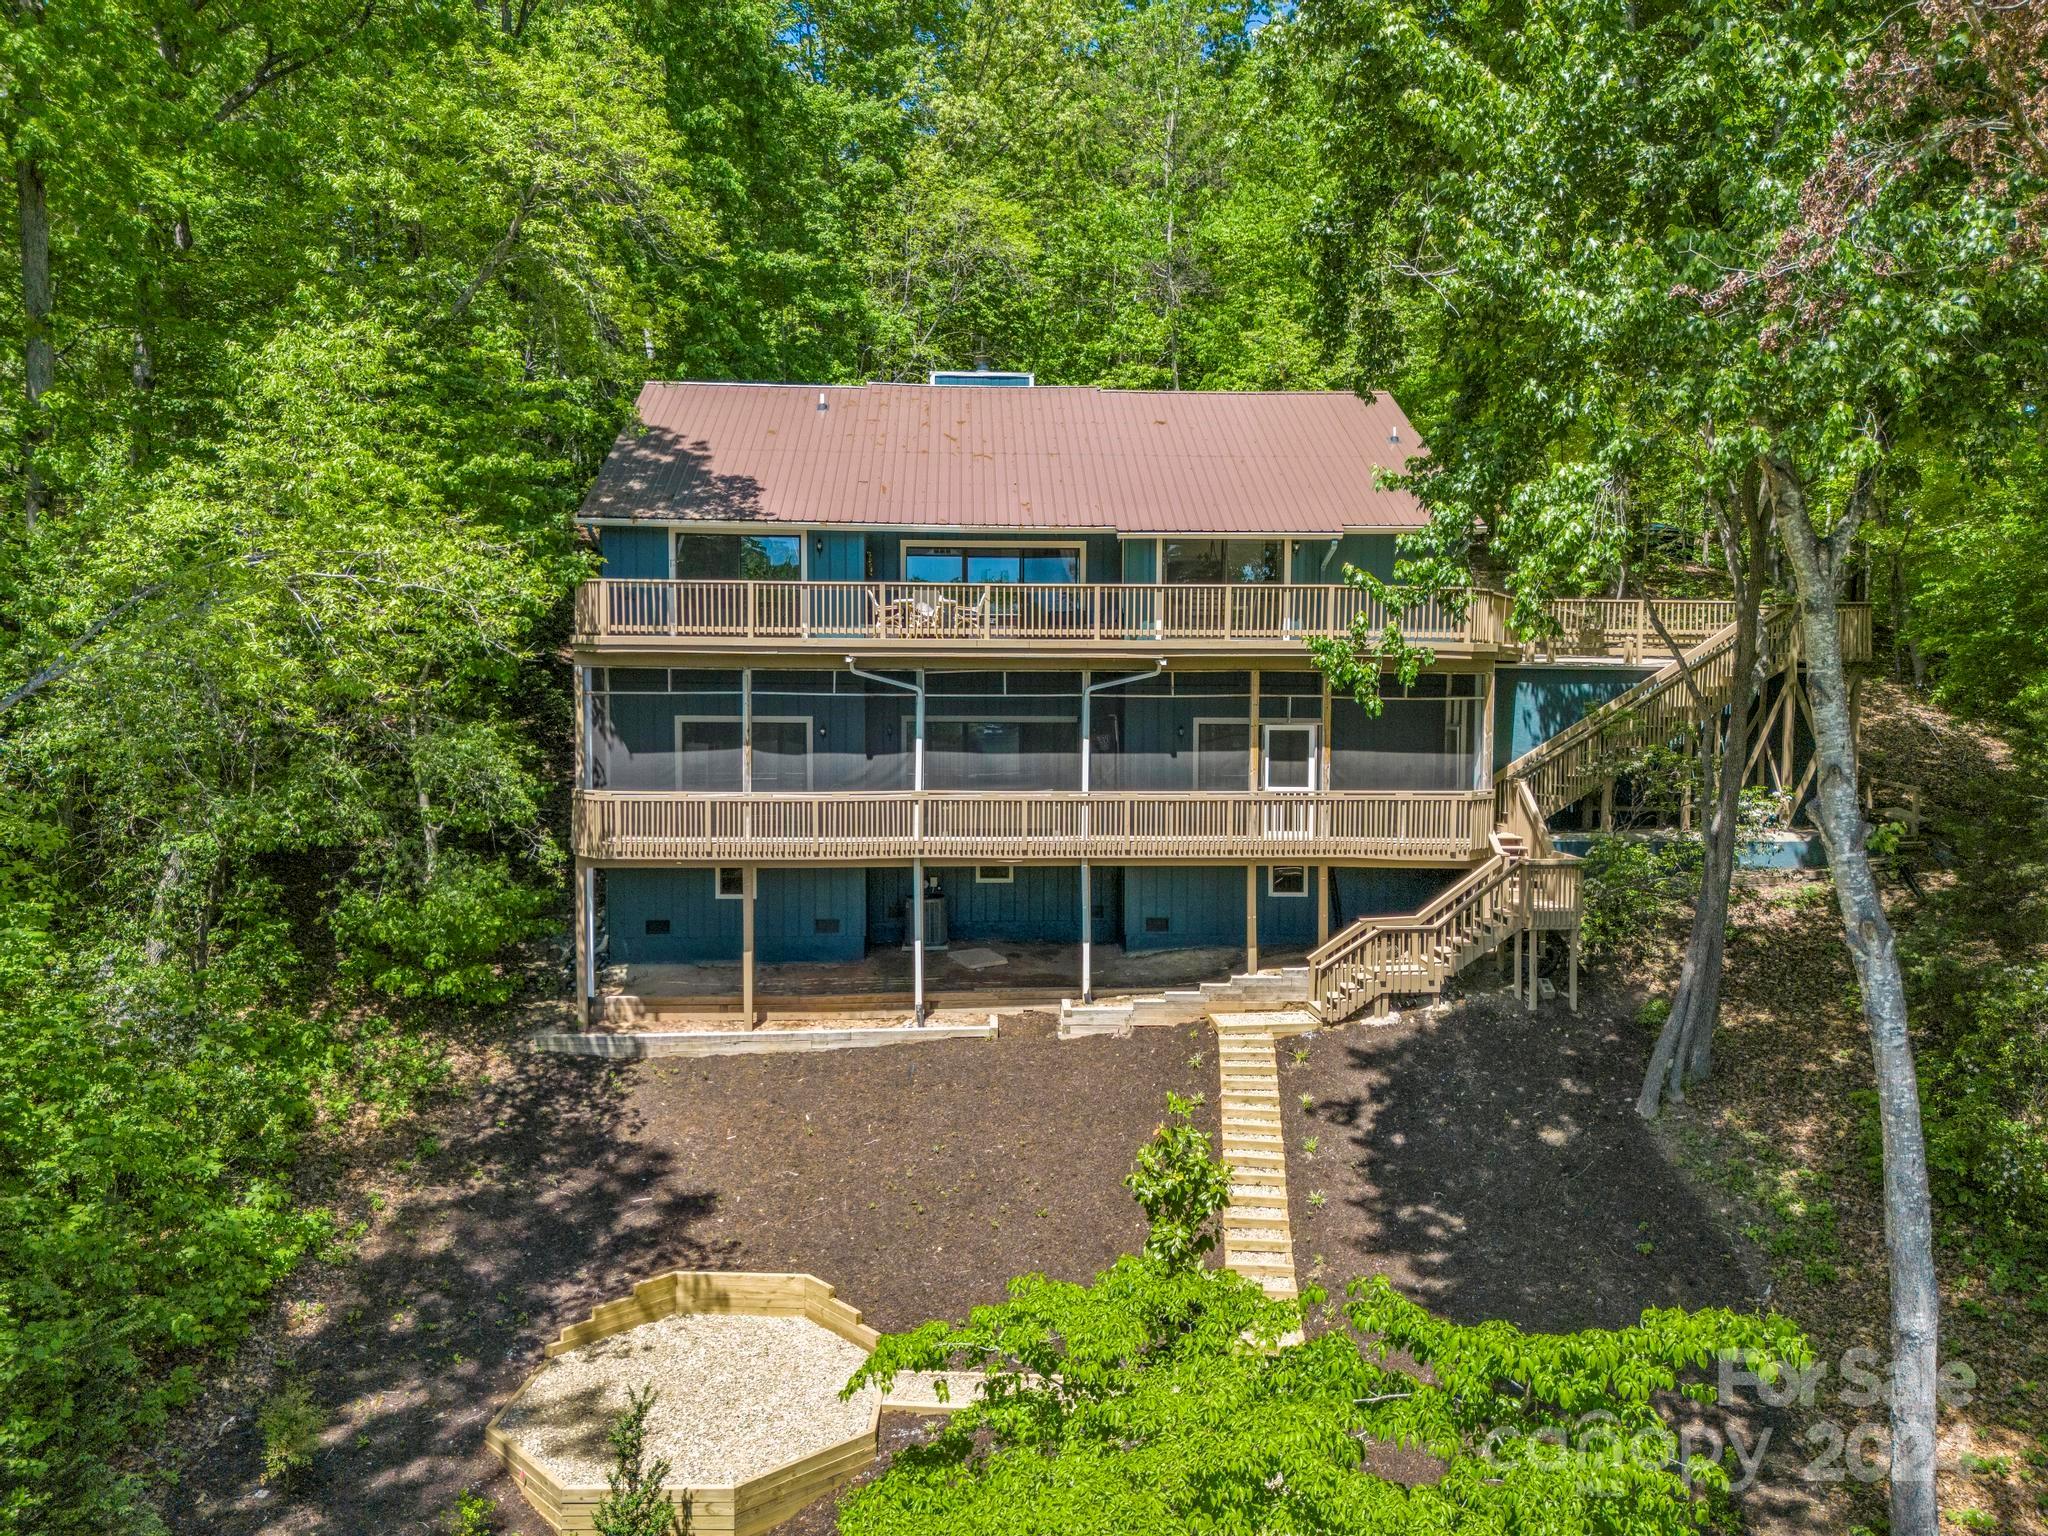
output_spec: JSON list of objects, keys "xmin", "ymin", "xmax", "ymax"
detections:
[
  {"xmin": 1278, "ymin": 981, "xmax": 1763, "ymax": 1332},
  {"xmin": 157, "ymin": 1012, "xmax": 1217, "ymax": 1535}
]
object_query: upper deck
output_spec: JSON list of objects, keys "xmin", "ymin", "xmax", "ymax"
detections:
[{"xmin": 570, "ymin": 581, "xmax": 1759, "ymax": 663}]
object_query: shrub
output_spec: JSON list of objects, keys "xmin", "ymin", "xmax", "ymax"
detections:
[
  {"xmin": 258, "ymin": 1381, "xmax": 324, "ymax": 1486},
  {"xmin": 594, "ymin": 1386, "xmax": 677, "ymax": 1536},
  {"xmin": 446, "ymin": 1488, "xmax": 500, "ymax": 1535},
  {"xmin": 1122, "ymin": 1093, "xmax": 1232, "ymax": 1269},
  {"xmin": 1900, "ymin": 956, "xmax": 2048, "ymax": 1287},
  {"xmin": 844, "ymin": 1097, "xmax": 1809, "ymax": 1536},
  {"xmin": 1578, "ymin": 834, "xmax": 1704, "ymax": 957},
  {"xmin": 333, "ymin": 853, "xmax": 555, "ymax": 1006}
]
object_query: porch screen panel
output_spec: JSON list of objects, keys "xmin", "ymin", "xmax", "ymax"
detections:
[
  {"xmin": 590, "ymin": 667, "xmax": 743, "ymax": 790},
  {"xmin": 1330, "ymin": 687, "xmax": 1482, "ymax": 791},
  {"xmin": 752, "ymin": 669, "xmax": 913, "ymax": 793},
  {"xmin": 921, "ymin": 672, "xmax": 1080, "ymax": 791},
  {"xmin": 1090, "ymin": 673, "xmax": 1250, "ymax": 792}
]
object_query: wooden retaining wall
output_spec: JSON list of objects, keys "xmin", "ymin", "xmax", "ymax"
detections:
[{"xmin": 485, "ymin": 1271, "xmax": 882, "ymax": 1536}]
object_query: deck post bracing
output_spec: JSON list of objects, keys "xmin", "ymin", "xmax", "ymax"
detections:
[
  {"xmin": 1316, "ymin": 865, "xmax": 1330, "ymax": 946},
  {"xmin": 1079, "ymin": 859, "xmax": 1093, "ymax": 1001}
]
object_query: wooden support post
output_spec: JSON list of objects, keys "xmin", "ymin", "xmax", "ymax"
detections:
[
  {"xmin": 573, "ymin": 859, "xmax": 592, "ymax": 1026},
  {"xmin": 1248, "ymin": 670, "xmax": 1262, "ymax": 790},
  {"xmin": 1319, "ymin": 678, "xmax": 1334, "ymax": 791},
  {"xmin": 911, "ymin": 857, "xmax": 926, "ymax": 1022},
  {"xmin": 1080, "ymin": 859, "xmax": 1093, "ymax": 1002},
  {"xmin": 1316, "ymin": 864, "xmax": 1331, "ymax": 947},
  {"xmin": 1522, "ymin": 867, "xmax": 1536, "ymax": 1013},
  {"xmin": 740, "ymin": 864, "xmax": 757, "ymax": 1028},
  {"xmin": 1568, "ymin": 930, "xmax": 1580, "ymax": 1015},
  {"xmin": 1245, "ymin": 865, "xmax": 1260, "ymax": 975},
  {"xmin": 1512, "ymin": 926, "xmax": 1522, "ymax": 1003},
  {"xmin": 1599, "ymin": 778, "xmax": 1616, "ymax": 832},
  {"xmin": 573, "ymin": 664, "xmax": 588, "ymax": 791}
]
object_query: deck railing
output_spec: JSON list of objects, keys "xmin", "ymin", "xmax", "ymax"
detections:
[
  {"xmin": 574, "ymin": 579, "xmax": 1511, "ymax": 649},
  {"xmin": 573, "ymin": 789, "xmax": 1495, "ymax": 863}
]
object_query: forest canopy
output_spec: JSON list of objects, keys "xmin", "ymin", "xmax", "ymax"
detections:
[{"xmin": 0, "ymin": 0, "xmax": 2042, "ymax": 1532}]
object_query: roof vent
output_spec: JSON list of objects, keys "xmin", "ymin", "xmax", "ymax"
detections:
[
  {"xmin": 817, "ymin": 391, "xmax": 827, "ymax": 412},
  {"xmin": 1389, "ymin": 426, "xmax": 1400, "ymax": 444}
]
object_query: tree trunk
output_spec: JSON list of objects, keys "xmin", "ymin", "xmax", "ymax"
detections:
[
  {"xmin": 1636, "ymin": 514, "xmax": 1763, "ymax": 1114},
  {"xmin": 17, "ymin": 149, "xmax": 53, "ymax": 526},
  {"xmin": 1771, "ymin": 457, "xmax": 1940, "ymax": 1536}
]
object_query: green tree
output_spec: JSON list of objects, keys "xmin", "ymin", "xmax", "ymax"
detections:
[{"xmin": 844, "ymin": 1101, "xmax": 1807, "ymax": 1535}]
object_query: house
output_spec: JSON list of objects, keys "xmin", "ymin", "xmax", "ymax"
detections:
[{"xmin": 567, "ymin": 379, "xmax": 1865, "ymax": 1027}]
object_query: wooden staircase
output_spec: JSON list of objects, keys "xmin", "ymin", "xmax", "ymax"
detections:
[{"xmin": 1307, "ymin": 609, "xmax": 1814, "ymax": 1025}]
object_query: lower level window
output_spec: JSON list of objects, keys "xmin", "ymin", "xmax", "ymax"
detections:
[
  {"xmin": 975, "ymin": 865, "xmax": 1015, "ymax": 884},
  {"xmin": 715, "ymin": 867, "xmax": 745, "ymax": 899},
  {"xmin": 1268, "ymin": 866, "xmax": 1309, "ymax": 898}
]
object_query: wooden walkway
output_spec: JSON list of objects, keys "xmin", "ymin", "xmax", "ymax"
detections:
[{"xmin": 1214, "ymin": 1011, "xmax": 1317, "ymax": 1299}]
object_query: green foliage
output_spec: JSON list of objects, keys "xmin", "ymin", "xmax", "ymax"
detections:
[
  {"xmin": 335, "ymin": 855, "xmax": 557, "ymax": 1005},
  {"xmin": 446, "ymin": 1489, "xmax": 501, "ymax": 1536},
  {"xmin": 1902, "ymin": 953, "xmax": 2048, "ymax": 1290},
  {"xmin": 1577, "ymin": 836, "xmax": 1705, "ymax": 959},
  {"xmin": 594, "ymin": 1387, "xmax": 678, "ymax": 1536},
  {"xmin": 258, "ymin": 1381, "xmax": 325, "ymax": 1486},
  {"xmin": 845, "ymin": 1102, "xmax": 1809, "ymax": 1535},
  {"xmin": 1123, "ymin": 1094, "xmax": 1234, "ymax": 1270}
]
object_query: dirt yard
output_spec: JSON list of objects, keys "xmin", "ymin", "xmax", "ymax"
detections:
[
  {"xmin": 1279, "ymin": 982, "xmax": 1760, "ymax": 1332},
  {"xmin": 159, "ymin": 985, "xmax": 1796, "ymax": 1536},
  {"xmin": 158, "ymin": 1013, "xmax": 1216, "ymax": 1535}
]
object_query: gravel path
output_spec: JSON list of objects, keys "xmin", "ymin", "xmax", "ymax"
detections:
[{"xmin": 496, "ymin": 1313, "xmax": 877, "ymax": 1489}]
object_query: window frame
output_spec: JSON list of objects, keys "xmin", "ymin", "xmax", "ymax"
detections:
[
  {"xmin": 1267, "ymin": 865, "xmax": 1310, "ymax": 899},
  {"xmin": 1261, "ymin": 722, "xmax": 1321, "ymax": 793},
  {"xmin": 900, "ymin": 540, "xmax": 1087, "ymax": 585},
  {"xmin": 974, "ymin": 865, "xmax": 1016, "ymax": 885},
  {"xmin": 714, "ymin": 866, "xmax": 745, "ymax": 900},
  {"xmin": 672, "ymin": 531, "xmax": 807, "ymax": 583}
]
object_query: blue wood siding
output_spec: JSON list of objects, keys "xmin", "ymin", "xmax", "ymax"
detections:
[
  {"xmin": 604, "ymin": 868, "xmax": 740, "ymax": 964},
  {"xmin": 1123, "ymin": 865, "xmax": 1247, "ymax": 951},
  {"xmin": 596, "ymin": 526, "xmax": 671, "ymax": 579},
  {"xmin": 604, "ymin": 867, "xmax": 867, "ymax": 965},
  {"xmin": 810, "ymin": 531, "xmax": 865, "ymax": 581},
  {"xmin": 1332, "ymin": 867, "xmax": 1459, "ymax": 923},
  {"xmin": 757, "ymin": 868, "xmax": 866, "ymax": 962},
  {"xmin": 1492, "ymin": 665, "xmax": 1653, "ymax": 770},
  {"xmin": 866, "ymin": 865, "xmax": 1119, "ymax": 946},
  {"xmin": 1256, "ymin": 867, "xmax": 1317, "ymax": 947}
]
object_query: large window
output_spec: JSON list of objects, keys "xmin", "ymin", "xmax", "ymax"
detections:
[
  {"xmin": 1164, "ymin": 539, "xmax": 1283, "ymax": 585},
  {"xmin": 903, "ymin": 544, "xmax": 1081, "ymax": 584},
  {"xmin": 675, "ymin": 533, "xmax": 803, "ymax": 581}
]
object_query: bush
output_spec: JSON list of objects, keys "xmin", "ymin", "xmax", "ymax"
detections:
[
  {"xmin": 1123, "ymin": 1093, "xmax": 1232, "ymax": 1269},
  {"xmin": 258, "ymin": 1381, "xmax": 324, "ymax": 1486},
  {"xmin": 1578, "ymin": 835, "xmax": 1705, "ymax": 957},
  {"xmin": 594, "ymin": 1386, "xmax": 677, "ymax": 1536},
  {"xmin": 1901, "ymin": 956, "xmax": 2048, "ymax": 1287},
  {"xmin": 446, "ymin": 1488, "xmax": 500, "ymax": 1535},
  {"xmin": 844, "ymin": 1097, "xmax": 1809, "ymax": 1536},
  {"xmin": 333, "ymin": 853, "xmax": 555, "ymax": 1006}
]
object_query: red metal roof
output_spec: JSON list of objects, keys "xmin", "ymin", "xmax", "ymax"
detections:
[{"xmin": 577, "ymin": 382, "xmax": 1429, "ymax": 534}]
